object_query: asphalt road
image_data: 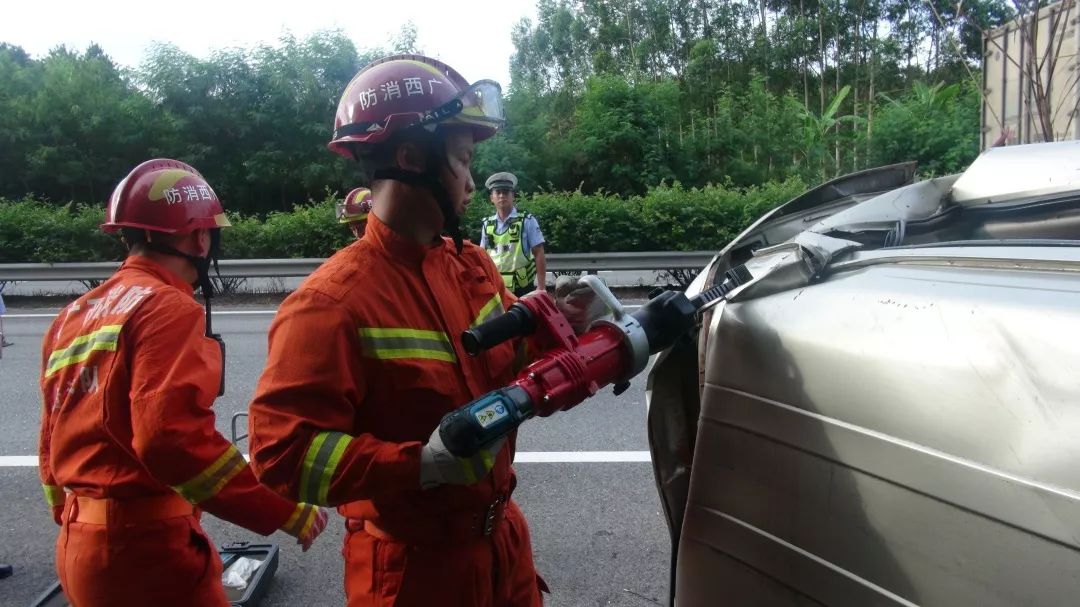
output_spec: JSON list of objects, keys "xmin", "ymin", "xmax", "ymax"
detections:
[{"xmin": 0, "ymin": 306, "xmax": 670, "ymax": 607}]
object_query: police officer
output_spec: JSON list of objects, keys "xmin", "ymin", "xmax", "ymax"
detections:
[{"xmin": 479, "ymin": 172, "xmax": 547, "ymax": 297}]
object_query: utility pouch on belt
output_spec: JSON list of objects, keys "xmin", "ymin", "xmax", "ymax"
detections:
[{"xmin": 29, "ymin": 542, "xmax": 280, "ymax": 607}]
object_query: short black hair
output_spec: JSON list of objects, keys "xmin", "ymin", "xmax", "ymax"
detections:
[
  {"xmin": 345, "ymin": 126, "xmax": 446, "ymax": 182},
  {"xmin": 119, "ymin": 227, "xmax": 184, "ymax": 251}
]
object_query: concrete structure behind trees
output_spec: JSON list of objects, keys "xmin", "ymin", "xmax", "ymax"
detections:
[{"xmin": 983, "ymin": 0, "xmax": 1080, "ymax": 149}]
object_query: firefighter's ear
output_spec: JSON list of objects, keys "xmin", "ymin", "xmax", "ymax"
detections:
[
  {"xmin": 396, "ymin": 141, "xmax": 428, "ymax": 173},
  {"xmin": 187, "ymin": 228, "xmax": 211, "ymax": 258}
]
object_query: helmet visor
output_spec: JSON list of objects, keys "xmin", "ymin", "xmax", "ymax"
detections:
[{"xmin": 454, "ymin": 80, "xmax": 505, "ymax": 127}]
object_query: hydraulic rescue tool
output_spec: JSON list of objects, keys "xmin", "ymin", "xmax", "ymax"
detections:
[{"xmin": 439, "ymin": 266, "xmax": 753, "ymax": 457}]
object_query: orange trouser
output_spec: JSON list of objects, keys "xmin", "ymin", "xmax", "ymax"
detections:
[
  {"xmin": 343, "ymin": 499, "xmax": 547, "ymax": 607},
  {"xmin": 57, "ymin": 494, "xmax": 228, "ymax": 607}
]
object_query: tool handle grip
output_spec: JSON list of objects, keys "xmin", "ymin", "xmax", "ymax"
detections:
[
  {"xmin": 211, "ymin": 333, "xmax": 226, "ymax": 396},
  {"xmin": 439, "ymin": 387, "xmax": 534, "ymax": 456},
  {"xmin": 461, "ymin": 302, "xmax": 536, "ymax": 356}
]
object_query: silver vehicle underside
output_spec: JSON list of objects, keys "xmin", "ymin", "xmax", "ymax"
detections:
[{"xmin": 647, "ymin": 142, "xmax": 1080, "ymax": 606}]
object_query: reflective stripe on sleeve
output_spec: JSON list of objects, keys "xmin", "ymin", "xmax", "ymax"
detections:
[
  {"xmin": 281, "ymin": 502, "xmax": 318, "ymax": 538},
  {"xmin": 357, "ymin": 327, "xmax": 457, "ymax": 363},
  {"xmin": 45, "ymin": 325, "xmax": 122, "ymax": 377},
  {"xmin": 457, "ymin": 447, "xmax": 497, "ymax": 484},
  {"xmin": 471, "ymin": 294, "xmax": 504, "ymax": 327},
  {"xmin": 299, "ymin": 431, "xmax": 353, "ymax": 506},
  {"xmin": 172, "ymin": 445, "xmax": 247, "ymax": 504},
  {"xmin": 42, "ymin": 484, "xmax": 65, "ymax": 507}
]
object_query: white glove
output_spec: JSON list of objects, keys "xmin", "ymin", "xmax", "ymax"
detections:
[
  {"xmin": 555, "ymin": 275, "xmax": 611, "ymax": 334},
  {"xmin": 419, "ymin": 426, "xmax": 506, "ymax": 490}
]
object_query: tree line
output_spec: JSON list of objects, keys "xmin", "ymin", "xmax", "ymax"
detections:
[
  {"xmin": 0, "ymin": 28, "xmax": 418, "ymax": 214},
  {"xmin": 0, "ymin": 0, "xmax": 1014, "ymax": 215},
  {"xmin": 494, "ymin": 0, "xmax": 1011, "ymax": 194}
]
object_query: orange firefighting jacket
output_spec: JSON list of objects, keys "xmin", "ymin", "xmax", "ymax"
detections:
[
  {"xmin": 248, "ymin": 214, "xmax": 520, "ymax": 525},
  {"xmin": 38, "ymin": 255, "xmax": 311, "ymax": 536}
]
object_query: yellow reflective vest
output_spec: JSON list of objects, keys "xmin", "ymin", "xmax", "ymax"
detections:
[{"xmin": 482, "ymin": 213, "xmax": 537, "ymax": 291}]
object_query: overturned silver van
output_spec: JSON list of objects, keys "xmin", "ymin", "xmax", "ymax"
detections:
[{"xmin": 647, "ymin": 142, "xmax": 1080, "ymax": 606}]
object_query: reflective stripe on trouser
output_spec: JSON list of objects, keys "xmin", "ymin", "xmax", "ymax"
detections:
[
  {"xmin": 472, "ymin": 294, "xmax": 504, "ymax": 327},
  {"xmin": 45, "ymin": 324, "xmax": 122, "ymax": 377},
  {"xmin": 357, "ymin": 327, "xmax": 457, "ymax": 362},
  {"xmin": 171, "ymin": 445, "xmax": 247, "ymax": 504},
  {"xmin": 43, "ymin": 484, "xmax": 65, "ymax": 507},
  {"xmin": 300, "ymin": 431, "xmax": 352, "ymax": 505},
  {"xmin": 57, "ymin": 498, "xmax": 228, "ymax": 607}
]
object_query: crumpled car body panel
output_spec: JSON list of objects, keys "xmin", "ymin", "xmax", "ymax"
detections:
[{"xmin": 648, "ymin": 145, "xmax": 1080, "ymax": 606}]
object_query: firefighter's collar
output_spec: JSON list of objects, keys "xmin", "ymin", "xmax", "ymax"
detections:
[
  {"xmin": 120, "ymin": 255, "xmax": 195, "ymax": 296},
  {"xmin": 366, "ymin": 213, "xmax": 445, "ymax": 266}
]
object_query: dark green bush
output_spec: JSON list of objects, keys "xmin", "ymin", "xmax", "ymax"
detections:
[
  {"xmin": 2, "ymin": 181, "xmax": 802, "ymax": 263},
  {"xmin": 0, "ymin": 198, "xmax": 123, "ymax": 263},
  {"xmin": 870, "ymin": 82, "xmax": 980, "ymax": 177},
  {"xmin": 241, "ymin": 197, "xmax": 352, "ymax": 258},
  {"xmin": 464, "ymin": 178, "xmax": 805, "ymax": 252}
]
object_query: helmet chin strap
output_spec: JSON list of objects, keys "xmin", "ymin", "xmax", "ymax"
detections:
[
  {"xmin": 143, "ymin": 232, "xmax": 221, "ymax": 307},
  {"xmin": 371, "ymin": 141, "xmax": 464, "ymax": 254}
]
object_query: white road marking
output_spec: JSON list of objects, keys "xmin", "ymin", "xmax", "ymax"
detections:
[
  {"xmin": 4, "ymin": 313, "xmax": 62, "ymax": 318},
  {"xmin": 0, "ymin": 456, "xmax": 38, "ymax": 466},
  {"xmin": 0, "ymin": 452, "xmax": 651, "ymax": 467},
  {"xmin": 7, "ymin": 305, "xmax": 644, "ymax": 320},
  {"xmin": 515, "ymin": 451, "xmax": 651, "ymax": 463},
  {"xmin": 6, "ymin": 310, "xmax": 279, "ymax": 318}
]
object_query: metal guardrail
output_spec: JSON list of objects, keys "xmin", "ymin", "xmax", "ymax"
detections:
[{"xmin": 0, "ymin": 251, "xmax": 716, "ymax": 282}]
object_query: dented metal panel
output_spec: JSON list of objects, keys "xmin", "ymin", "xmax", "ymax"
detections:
[
  {"xmin": 678, "ymin": 248, "xmax": 1080, "ymax": 606},
  {"xmin": 648, "ymin": 145, "xmax": 1080, "ymax": 606},
  {"xmin": 953, "ymin": 141, "xmax": 1080, "ymax": 205}
]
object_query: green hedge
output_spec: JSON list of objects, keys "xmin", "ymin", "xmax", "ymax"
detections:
[
  {"xmin": 224, "ymin": 200, "xmax": 353, "ymax": 259},
  {"xmin": 462, "ymin": 178, "xmax": 805, "ymax": 252},
  {"xmin": 0, "ymin": 179, "xmax": 804, "ymax": 263},
  {"xmin": 0, "ymin": 200, "xmax": 124, "ymax": 263}
]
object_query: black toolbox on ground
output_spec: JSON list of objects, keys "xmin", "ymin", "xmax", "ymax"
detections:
[
  {"xmin": 29, "ymin": 542, "xmax": 279, "ymax": 607},
  {"xmin": 219, "ymin": 542, "xmax": 279, "ymax": 606}
]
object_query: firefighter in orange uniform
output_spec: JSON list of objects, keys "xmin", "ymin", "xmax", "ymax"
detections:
[
  {"xmin": 38, "ymin": 159, "xmax": 329, "ymax": 607},
  {"xmin": 247, "ymin": 55, "xmax": 548, "ymax": 606},
  {"xmin": 337, "ymin": 187, "xmax": 374, "ymax": 239}
]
